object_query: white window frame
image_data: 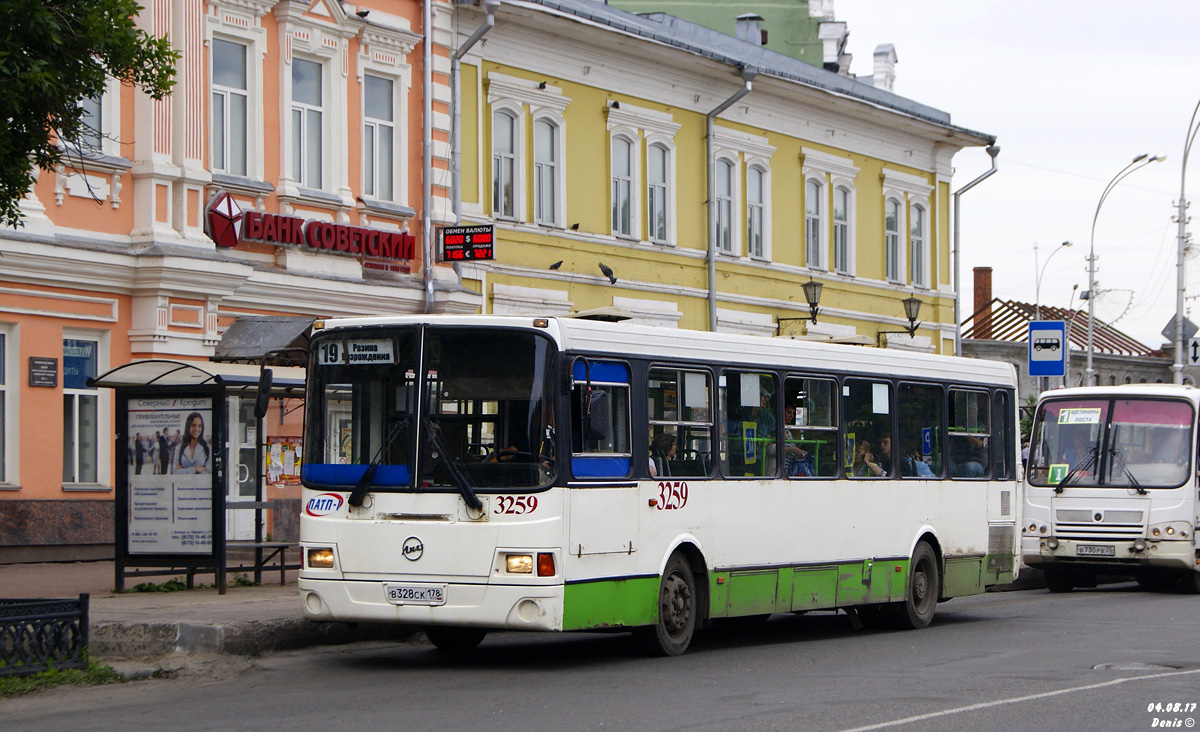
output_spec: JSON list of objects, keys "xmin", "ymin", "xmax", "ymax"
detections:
[
  {"xmin": 290, "ymin": 56, "xmax": 326, "ymax": 190},
  {"xmin": 646, "ymin": 141, "xmax": 675, "ymax": 245},
  {"xmin": 74, "ymin": 77, "xmax": 121, "ymax": 157},
  {"xmin": 362, "ymin": 73, "xmax": 397, "ymax": 202},
  {"xmin": 533, "ymin": 116, "xmax": 562, "ymax": 227},
  {"xmin": 610, "ymin": 132, "xmax": 638, "ymax": 238},
  {"xmin": 885, "ymin": 196, "xmax": 904, "ymax": 283},
  {"xmin": 714, "ymin": 154, "xmax": 737, "ymax": 255},
  {"xmin": 357, "ymin": 25, "xmax": 418, "ymax": 209},
  {"xmin": 206, "ymin": 5, "xmax": 269, "ymax": 183},
  {"xmin": 714, "ymin": 127, "xmax": 775, "ymax": 259},
  {"xmin": 910, "ymin": 202, "xmax": 928, "ymax": 288},
  {"xmin": 486, "ymin": 73, "xmax": 571, "ymax": 225},
  {"xmin": 804, "ymin": 176, "xmax": 825, "ymax": 269},
  {"xmin": 0, "ymin": 325, "xmax": 14, "ymax": 487},
  {"xmin": 802, "ymin": 148, "xmax": 858, "ymax": 274},
  {"xmin": 211, "ymin": 36, "xmax": 250, "ymax": 177},
  {"xmin": 882, "ymin": 168, "xmax": 934, "ymax": 287},
  {"xmin": 490, "ymin": 103, "xmax": 523, "ymax": 220},
  {"xmin": 62, "ymin": 328, "xmax": 110, "ymax": 490},
  {"xmin": 833, "ymin": 185, "xmax": 855, "ymax": 275},
  {"xmin": 606, "ymin": 101, "xmax": 680, "ymax": 244},
  {"xmin": 746, "ymin": 165, "xmax": 768, "ymax": 260}
]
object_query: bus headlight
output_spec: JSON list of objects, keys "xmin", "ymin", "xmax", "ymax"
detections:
[
  {"xmin": 307, "ymin": 547, "xmax": 335, "ymax": 569},
  {"xmin": 505, "ymin": 554, "xmax": 533, "ymax": 574}
]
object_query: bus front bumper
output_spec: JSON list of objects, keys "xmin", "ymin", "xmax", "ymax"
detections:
[
  {"xmin": 299, "ymin": 577, "xmax": 564, "ymax": 631},
  {"xmin": 1022, "ymin": 535, "xmax": 1197, "ymax": 571}
]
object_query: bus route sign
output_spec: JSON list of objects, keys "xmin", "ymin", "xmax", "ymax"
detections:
[{"xmin": 441, "ymin": 225, "xmax": 494, "ymax": 261}]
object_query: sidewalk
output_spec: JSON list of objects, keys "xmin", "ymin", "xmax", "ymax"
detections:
[{"xmin": 0, "ymin": 561, "xmax": 412, "ymax": 668}]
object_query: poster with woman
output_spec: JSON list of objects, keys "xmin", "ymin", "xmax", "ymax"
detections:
[{"xmin": 125, "ymin": 396, "xmax": 214, "ymax": 555}]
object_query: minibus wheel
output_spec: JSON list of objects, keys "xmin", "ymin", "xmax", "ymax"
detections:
[{"xmin": 1043, "ymin": 568, "xmax": 1075, "ymax": 593}]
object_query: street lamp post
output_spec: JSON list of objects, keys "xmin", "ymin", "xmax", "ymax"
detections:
[
  {"xmin": 1033, "ymin": 240, "xmax": 1072, "ymax": 393},
  {"xmin": 1172, "ymin": 98, "xmax": 1200, "ymax": 384},
  {"xmin": 1086, "ymin": 154, "xmax": 1166, "ymax": 385}
]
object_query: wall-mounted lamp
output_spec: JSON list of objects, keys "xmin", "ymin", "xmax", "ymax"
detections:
[
  {"xmin": 876, "ymin": 295, "xmax": 923, "ymax": 346},
  {"xmin": 776, "ymin": 279, "xmax": 824, "ymax": 335}
]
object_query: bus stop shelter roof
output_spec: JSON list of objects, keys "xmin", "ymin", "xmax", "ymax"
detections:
[{"xmin": 89, "ymin": 359, "xmax": 306, "ymax": 395}]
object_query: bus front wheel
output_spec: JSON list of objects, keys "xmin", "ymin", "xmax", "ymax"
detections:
[
  {"xmin": 895, "ymin": 542, "xmax": 940, "ymax": 630},
  {"xmin": 425, "ymin": 626, "xmax": 487, "ymax": 652},
  {"xmin": 634, "ymin": 553, "xmax": 697, "ymax": 656},
  {"xmin": 1043, "ymin": 568, "xmax": 1075, "ymax": 593}
]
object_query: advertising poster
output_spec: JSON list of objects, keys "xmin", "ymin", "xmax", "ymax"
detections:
[
  {"xmin": 267, "ymin": 435, "xmax": 303, "ymax": 486},
  {"xmin": 126, "ymin": 396, "xmax": 214, "ymax": 555}
]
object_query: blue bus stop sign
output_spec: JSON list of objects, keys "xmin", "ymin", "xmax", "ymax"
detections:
[{"xmin": 1028, "ymin": 321, "xmax": 1067, "ymax": 377}]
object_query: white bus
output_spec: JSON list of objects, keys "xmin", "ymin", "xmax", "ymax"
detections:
[
  {"xmin": 298, "ymin": 315, "xmax": 1020, "ymax": 655},
  {"xmin": 1024, "ymin": 384, "xmax": 1200, "ymax": 593}
]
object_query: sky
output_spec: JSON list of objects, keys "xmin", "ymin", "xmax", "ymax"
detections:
[{"xmin": 835, "ymin": 0, "xmax": 1200, "ymax": 350}]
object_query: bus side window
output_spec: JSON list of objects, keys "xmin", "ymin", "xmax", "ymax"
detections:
[
  {"xmin": 897, "ymin": 382, "xmax": 942, "ymax": 478},
  {"xmin": 719, "ymin": 370, "xmax": 778, "ymax": 478},
  {"xmin": 649, "ymin": 367, "xmax": 712, "ymax": 478},
  {"xmin": 949, "ymin": 389, "xmax": 990, "ymax": 479},
  {"xmin": 783, "ymin": 376, "xmax": 837, "ymax": 478},
  {"xmin": 570, "ymin": 360, "xmax": 632, "ymax": 479}
]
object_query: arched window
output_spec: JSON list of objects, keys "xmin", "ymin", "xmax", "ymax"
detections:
[
  {"xmin": 534, "ymin": 119, "xmax": 558, "ymax": 225},
  {"xmin": 611, "ymin": 136, "xmax": 634, "ymax": 236},
  {"xmin": 492, "ymin": 110, "xmax": 517, "ymax": 218},
  {"xmin": 806, "ymin": 179, "xmax": 823, "ymax": 267},
  {"xmin": 885, "ymin": 198, "xmax": 902, "ymax": 281},
  {"xmin": 747, "ymin": 166, "xmax": 765, "ymax": 258},
  {"xmin": 833, "ymin": 186, "xmax": 850, "ymax": 273},
  {"xmin": 715, "ymin": 159, "xmax": 734, "ymax": 253},
  {"xmin": 910, "ymin": 204, "xmax": 926, "ymax": 287},
  {"xmin": 648, "ymin": 143, "xmax": 669, "ymax": 242}
]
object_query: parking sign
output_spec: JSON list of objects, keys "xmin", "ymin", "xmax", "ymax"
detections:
[{"xmin": 1028, "ymin": 321, "xmax": 1067, "ymax": 377}]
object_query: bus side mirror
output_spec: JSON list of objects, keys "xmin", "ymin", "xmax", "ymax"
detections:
[
  {"xmin": 587, "ymin": 390, "xmax": 610, "ymax": 441},
  {"xmin": 254, "ymin": 368, "xmax": 274, "ymax": 420}
]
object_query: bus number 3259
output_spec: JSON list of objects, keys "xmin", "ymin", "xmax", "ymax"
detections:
[
  {"xmin": 657, "ymin": 482, "xmax": 689, "ymax": 510},
  {"xmin": 494, "ymin": 496, "xmax": 538, "ymax": 515}
]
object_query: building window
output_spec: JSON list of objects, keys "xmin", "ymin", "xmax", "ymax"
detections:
[
  {"xmin": 910, "ymin": 204, "xmax": 927, "ymax": 287},
  {"xmin": 363, "ymin": 74, "xmax": 394, "ymax": 201},
  {"xmin": 747, "ymin": 166, "xmax": 765, "ymax": 259},
  {"xmin": 612, "ymin": 136, "xmax": 634, "ymax": 236},
  {"xmin": 715, "ymin": 158, "xmax": 734, "ymax": 254},
  {"xmin": 78, "ymin": 94, "xmax": 103, "ymax": 152},
  {"xmin": 212, "ymin": 38, "xmax": 248, "ymax": 177},
  {"xmin": 492, "ymin": 109, "xmax": 517, "ymax": 218},
  {"xmin": 885, "ymin": 197, "xmax": 902, "ymax": 282},
  {"xmin": 63, "ymin": 338, "xmax": 99, "ymax": 484},
  {"xmin": 834, "ymin": 186, "xmax": 850, "ymax": 273},
  {"xmin": 534, "ymin": 118, "xmax": 558, "ymax": 225},
  {"xmin": 291, "ymin": 58, "xmax": 323, "ymax": 189},
  {"xmin": 806, "ymin": 178, "xmax": 823, "ymax": 268},
  {"xmin": 648, "ymin": 143, "xmax": 669, "ymax": 243}
]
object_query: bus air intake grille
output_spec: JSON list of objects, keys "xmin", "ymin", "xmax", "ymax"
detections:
[
  {"xmin": 987, "ymin": 526, "xmax": 1014, "ymax": 572},
  {"xmin": 1054, "ymin": 523, "xmax": 1144, "ymax": 540}
]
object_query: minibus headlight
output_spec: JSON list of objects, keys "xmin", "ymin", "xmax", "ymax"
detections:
[
  {"xmin": 307, "ymin": 547, "xmax": 335, "ymax": 569},
  {"xmin": 505, "ymin": 554, "xmax": 533, "ymax": 574}
]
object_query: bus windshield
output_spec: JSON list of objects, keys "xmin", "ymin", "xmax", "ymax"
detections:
[
  {"xmin": 1027, "ymin": 396, "xmax": 1195, "ymax": 489},
  {"xmin": 303, "ymin": 326, "xmax": 556, "ymax": 493}
]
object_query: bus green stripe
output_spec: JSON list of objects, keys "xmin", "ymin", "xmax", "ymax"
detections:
[{"xmin": 562, "ymin": 554, "xmax": 1010, "ymax": 631}]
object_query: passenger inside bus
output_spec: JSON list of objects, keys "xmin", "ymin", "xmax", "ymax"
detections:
[
  {"xmin": 949, "ymin": 434, "xmax": 987, "ymax": 477},
  {"xmin": 649, "ymin": 431, "xmax": 676, "ymax": 477},
  {"xmin": 782, "ymin": 404, "xmax": 814, "ymax": 477},
  {"xmin": 852, "ymin": 440, "xmax": 883, "ymax": 476}
]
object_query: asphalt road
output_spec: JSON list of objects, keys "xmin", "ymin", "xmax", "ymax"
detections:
[{"xmin": 5, "ymin": 582, "xmax": 1200, "ymax": 732}]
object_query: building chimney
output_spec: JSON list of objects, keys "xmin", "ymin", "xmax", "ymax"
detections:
[
  {"xmin": 973, "ymin": 266, "xmax": 993, "ymax": 339},
  {"xmin": 735, "ymin": 13, "xmax": 767, "ymax": 46},
  {"xmin": 872, "ymin": 44, "xmax": 897, "ymax": 92}
]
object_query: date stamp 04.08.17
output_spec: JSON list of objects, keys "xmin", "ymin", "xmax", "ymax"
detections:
[{"xmin": 1146, "ymin": 702, "xmax": 1197, "ymax": 728}]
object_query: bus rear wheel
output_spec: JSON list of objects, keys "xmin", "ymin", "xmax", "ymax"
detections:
[
  {"xmin": 894, "ymin": 542, "xmax": 940, "ymax": 630},
  {"xmin": 425, "ymin": 626, "xmax": 487, "ymax": 652},
  {"xmin": 634, "ymin": 553, "xmax": 697, "ymax": 656}
]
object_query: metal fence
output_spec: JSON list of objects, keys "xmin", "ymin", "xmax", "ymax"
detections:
[{"xmin": 0, "ymin": 594, "xmax": 89, "ymax": 677}]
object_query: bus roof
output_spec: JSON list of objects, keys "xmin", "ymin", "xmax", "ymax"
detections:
[
  {"xmin": 313, "ymin": 314, "xmax": 1017, "ymax": 387},
  {"xmin": 1037, "ymin": 383, "xmax": 1200, "ymax": 403}
]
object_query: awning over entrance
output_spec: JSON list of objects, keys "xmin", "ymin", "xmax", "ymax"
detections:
[{"xmin": 89, "ymin": 360, "xmax": 306, "ymax": 395}]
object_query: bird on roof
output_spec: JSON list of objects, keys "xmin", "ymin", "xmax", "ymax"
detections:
[
  {"xmin": 549, "ymin": 260, "xmax": 563, "ymax": 270},
  {"xmin": 598, "ymin": 262, "xmax": 617, "ymax": 284}
]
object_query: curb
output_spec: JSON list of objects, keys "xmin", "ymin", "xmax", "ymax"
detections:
[{"xmin": 91, "ymin": 618, "xmax": 418, "ymax": 660}]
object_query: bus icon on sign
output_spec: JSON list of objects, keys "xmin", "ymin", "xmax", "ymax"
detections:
[{"xmin": 1033, "ymin": 338, "xmax": 1059, "ymax": 351}]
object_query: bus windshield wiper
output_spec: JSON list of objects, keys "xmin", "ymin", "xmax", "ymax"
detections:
[
  {"xmin": 1123, "ymin": 468, "xmax": 1146, "ymax": 494},
  {"xmin": 348, "ymin": 417, "xmax": 408, "ymax": 507},
  {"xmin": 423, "ymin": 417, "xmax": 483, "ymax": 511},
  {"xmin": 1055, "ymin": 449, "xmax": 1096, "ymax": 493}
]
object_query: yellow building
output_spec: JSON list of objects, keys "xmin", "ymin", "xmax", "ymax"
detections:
[{"xmin": 450, "ymin": 1, "xmax": 993, "ymax": 353}]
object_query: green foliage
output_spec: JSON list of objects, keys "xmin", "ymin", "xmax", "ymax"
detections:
[
  {"xmin": 232, "ymin": 573, "xmax": 259, "ymax": 587},
  {"xmin": 0, "ymin": 0, "xmax": 178, "ymax": 228},
  {"xmin": 125, "ymin": 577, "xmax": 189, "ymax": 592},
  {"xmin": 1020, "ymin": 393, "xmax": 1037, "ymax": 442},
  {"xmin": 0, "ymin": 661, "xmax": 123, "ymax": 698}
]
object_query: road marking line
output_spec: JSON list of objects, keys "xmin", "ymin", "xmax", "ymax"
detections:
[{"xmin": 836, "ymin": 667, "xmax": 1200, "ymax": 732}]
